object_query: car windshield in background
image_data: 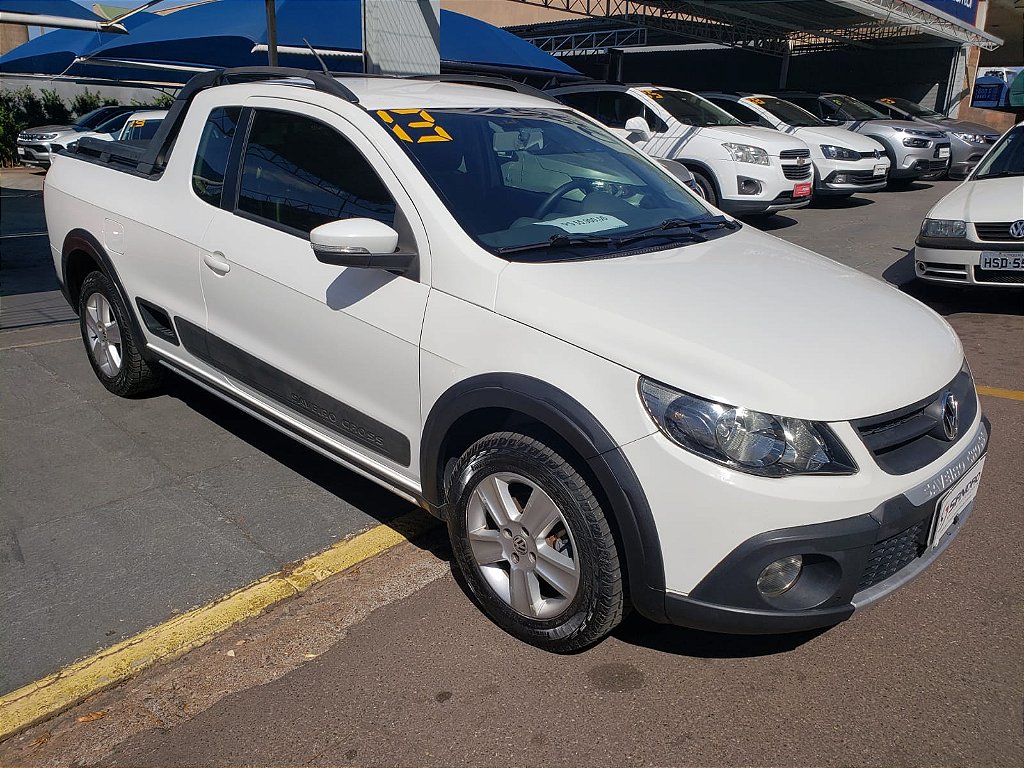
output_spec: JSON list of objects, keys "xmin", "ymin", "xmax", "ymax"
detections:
[
  {"xmin": 748, "ymin": 96, "xmax": 824, "ymax": 127},
  {"xmin": 972, "ymin": 125, "xmax": 1024, "ymax": 179},
  {"xmin": 72, "ymin": 107, "xmax": 117, "ymax": 132},
  {"xmin": 827, "ymin": 95, "xmax": 888, "ymax": 121},
  {"xmin": 95, "ymin": 112, "xmax": 133, "ymax": 135},
  {"xmin": 646, "ymin": 90, "xmax": 743, "ymax": 127},
  {"xmin": 878, "ymin": 97, "xmax": 943, "ymax": 119},
  {"xmin": 375, "ymin": 107, "xmax": 728, "ymax": 261}
]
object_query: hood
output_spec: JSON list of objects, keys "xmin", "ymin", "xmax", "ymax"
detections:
[
  {"xmin": 695, "ymin": 124, "xmax": 808, "ymax": 155},
  {"xmin": 927, "ymin": 177, "xmax": 1024, "ymax": 223},
  {"xmin": 495, "ymin": 227, "xmax": 962, "ymax": 422},
  {"xmin": 848, "ymin": 118, "xmax": 942, "ymax": 136},
  {"xmin": 938, "ymin": 119, "xmax": 1001, "ymax": 139},
  {"xmin": 790, "ymin": 125, "xmax": 884, "ymax": 152},
  {"xmin": 19, "ymin": 124, "xmax": 72, "ymax": 135}
]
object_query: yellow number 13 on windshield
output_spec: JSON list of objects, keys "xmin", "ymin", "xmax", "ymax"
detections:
[{"xmin": 377, "ymin": 109, "xmax": 452, "ymax": 143}]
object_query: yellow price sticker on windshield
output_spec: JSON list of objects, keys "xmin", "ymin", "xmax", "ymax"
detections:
[
  {"xmin": 133, "ymin": 120, "xmax": 145, "ymax": 126},
  {"xmin": 641, "ymin": 89, "xmax": 664, "ymax": 100},
  {"xmin": 377, "ymin": 109, "xmax": 452, "ymax": 143}
]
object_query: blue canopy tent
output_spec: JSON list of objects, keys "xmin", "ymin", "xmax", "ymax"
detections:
[
  {"xmin": 0, "ymin": 0, "xmax": 102, "ymax": 21},
  {"xmin": 1, "ymin": 0, "xmax": 580, "ymax": 85}
]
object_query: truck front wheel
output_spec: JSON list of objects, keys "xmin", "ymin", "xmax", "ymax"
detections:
[
  {"xmin": 446, "ymin": 432, "xmax": 625, "ymax": 652},
  {"xmin": 78, "ymin": 271, "xmax": 161, "ymax": 397}
]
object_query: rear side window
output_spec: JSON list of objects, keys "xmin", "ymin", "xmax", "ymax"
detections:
[
  {"xmin": 121, "ymin": 119, "xmax": 163, "ymax": 142},
  {"xmin": 192, "ymin": 107, "xmax": 243, "ymax": 208},
  {"xmin": 237, "ymin": 109, "xmax": 396, "ymax": 235}
]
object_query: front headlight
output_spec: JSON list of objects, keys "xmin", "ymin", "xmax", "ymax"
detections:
[
  {"xmin": 38, "ymin": 132, "xmax": 59, "ymax": 141},
  {"xmin": 950, "ymin": 131, "xmax": 986, "ymax": 144},
  {"xmin": 819, "ymin": 144, "xmax": 859, "ymax": 161},
  {"xmin": 921, "ymin": 218, "xmax": 967, "ymax": 238},
  {"xmin": 639, "ymin": 378, "xmax": 857, "ymax": 477},
  {"xmin": 722, "ymin": 142, "xmax": 770, "ymax": 165},
  {"xmin": 903, "ymin": 137, "xmax": 929, "ymax": 148}
]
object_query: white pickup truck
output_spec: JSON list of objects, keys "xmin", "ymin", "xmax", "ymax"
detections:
[{"xmin": 45, "ymin": 68, "xmax": 989, "ymax": 651}]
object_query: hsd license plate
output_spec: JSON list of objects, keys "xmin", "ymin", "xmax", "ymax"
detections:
[{"xmin": 980, "ymin": 253, "xmax": 1024, "ymax": 271}]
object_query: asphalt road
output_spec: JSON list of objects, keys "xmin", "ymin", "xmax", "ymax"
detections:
[{"xmin": 1, "ymin": 167, "xmax": 1021, "ymax": 766}]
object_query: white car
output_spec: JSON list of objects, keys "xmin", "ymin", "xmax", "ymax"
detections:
[
  {"xmin": 45, "ymin": 68, "xmax": 988, "ymax": 651},
  {"xmin": 915, "ymin": 122, "xmax": 1024, "ymax": 286},
  {"xmin": 550, "ymin": 84, "xmax": 815, "ymax": 215},
  {"xmin": 704, "ymin": 93, "xmax": 890, "ymax": 197}
]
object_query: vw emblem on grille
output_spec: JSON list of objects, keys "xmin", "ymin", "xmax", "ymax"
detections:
[
  {"xmin": 942, "ymin": 392, "xmax": 959, "ymax": 441},
  {"xmin": 873, "ymin": 149, "xmax": 881, "ymax": 159},
  {"xmin": 1009, "ymin": 220, "xmax": 1024, "ymax": 239}
]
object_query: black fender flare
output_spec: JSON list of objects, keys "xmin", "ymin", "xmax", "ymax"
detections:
[
  {"xmin": 61, "ymin": 228, "xmax": 151, "ymax": 360},
  {"xmin": 421, "ymin": 373, "xmax": 668, "ymax": 622}
]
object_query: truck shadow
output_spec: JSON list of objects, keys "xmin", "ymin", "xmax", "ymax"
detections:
[{"xmin": 611, "ymin": 613, "xmax": 826, "ymax": 658}]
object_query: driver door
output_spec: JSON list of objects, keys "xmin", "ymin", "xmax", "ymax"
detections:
[{"xmin": 197, "ymin": 99, "xmax": 429, "ymax": 477}]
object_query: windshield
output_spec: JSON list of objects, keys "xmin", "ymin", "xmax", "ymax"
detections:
[
  {"xmin": 877, "ymin": 97, "xmax": 943, "ymax": 119},
  {"xmin": 826, "ymin": 95, "xmax": 888, "ymax": 121},
  {"xmin": 972, "ymin": 125, "xmax": 1024, "ymax": 180},
  {"xmin": 746, "ymin": 96, "xmax": 824, "ymax": 127},
  {"xmin": 644, "ymin": 89, "xmax": 742, "ymax": 127},
  {"xmin": 73, "ymin": 107, "xmax": 116, "ymax": 131},
  {"xmin": 95, "ymin": 111, "xmax": 134, "ymax": 134},
  {"xmin": 375, "ymin": 107, "xmax": 724, "ymax": 260}
]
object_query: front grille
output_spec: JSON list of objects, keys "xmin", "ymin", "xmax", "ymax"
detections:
[
  {"xmin": 920, "ymin": 159, "xmax": 948, "ymax": 171},
  {"xmin": 858, "ymin": 150, "xmax": 883, "ymax": 160},
  {"xmin": 856, "ymin": 518, "xmax": 929, "ymax": 592},
  {"xmin": 974, "ymin": 266, "xmax": 1024, "ymax": 284},
  {"xmin": 975, "ymin": 222, "xmax": 1015, "ymax": 241},
  {"xmin": 933, "ymin": 143, "xmax": 951, "ymax": 158},
  {"xmin": 782, "ymin": 163, "xmax": 812, "ymax": 180},
  {"xmin": 852, "ymin": 367, "xmax": 977, "ymax": 474},
  {"xmin": 919, "ymin": 262, "xmax": 968, "ymax": 281},
  {"xmin": 779, "ymin": 148, "xmax": 810, "ymax": 159},
  {"xmin": 845, "ymin": 170, "xmax": 887, "ymax": 184}
]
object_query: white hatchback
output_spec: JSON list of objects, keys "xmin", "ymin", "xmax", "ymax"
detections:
[{"xmin": 915, "ymin": 122, "xmax": 1024, "ymax": 287}]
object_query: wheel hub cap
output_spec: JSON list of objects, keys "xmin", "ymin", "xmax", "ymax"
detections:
[
  {"xmin": 84, "ymin": 292, "xmax": 123, "ymax": 377},
  {"xmin": 466, "ymin": 471, "xmax": 580, "ymax": 619}
]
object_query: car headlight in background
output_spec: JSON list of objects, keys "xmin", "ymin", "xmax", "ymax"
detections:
[
  {"xmin": 921, "ymin": 218, "xmax": 967, "ymax": 238},
  {"xmin": 902, "ymin": 137, "xmax": 929, "ymax": 148},
  {"xmin": 819, "ymin": 144, "xmax": 860, "ymax": 161},
  {"xmin": 639, "ymin": 378, "xmax": 857, "ymax": 477},
  {"xmin": 950, "ymin": 131, "xmax": 987, "ymax": 144},
  {"xmin": 722, "ymin": 142, "xmax": 770, "ymax": 165}
]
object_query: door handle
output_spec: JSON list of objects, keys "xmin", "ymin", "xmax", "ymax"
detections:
[{"xmin": 203, "ymin": 250, "xmax": 230, "ymax": 275}]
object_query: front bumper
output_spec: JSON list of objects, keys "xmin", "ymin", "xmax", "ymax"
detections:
[
  {"xmin": 915, "ymin": 237, "xmax": 1024, "ymax": 286},
  {"xmin": 814, "ymin": 156, "xmax": 889, "ymax": 195},
  {"xmin": 890, "ymin": 143, "xmax": 951, "ymax": 179},
  {"xmin": 16, "ymin": 140, "xmax": 54, "ymax": 167},
  {"xmin": 714, "ymin": 156, "xmax": 814, "ymax": 215}
]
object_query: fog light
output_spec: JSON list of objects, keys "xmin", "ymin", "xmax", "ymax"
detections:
[
  {"xmin": 833, "ymin": 173, "xmax": 847, "ymax": 184},
  {"xmin": 757, "ymin": 555, "xmax": 803, "ymax": 597},
  {"xmin": 737, "ymin": 177, "xmax": 762, "ymax": 195}
]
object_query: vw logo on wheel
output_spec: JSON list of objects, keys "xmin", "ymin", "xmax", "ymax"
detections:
[
  {"xmin": 512, "ymin": 535, "xmax": 529, "ymax": 555},
  {"xmin": 941, "ymin": 392, "xmax": 959, "ymax": 441},
  {"xmin": 1009, "ymin": 220, "xmax": 1024, "ymax": 239}
]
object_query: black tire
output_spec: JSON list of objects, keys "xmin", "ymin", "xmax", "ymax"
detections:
[
  {"xmin": 78, "ymin": 271, "xmax": 161, "ymax": 397},
  {"xmin": 446, "ymin": 432, "xmax": 624, "ymax": 653},
  {"xmin": 689, "ymin": 169, "xmax": 718, "ymax": 207}
]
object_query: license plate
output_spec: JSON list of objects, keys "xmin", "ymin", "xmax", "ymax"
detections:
[
  {"xmin": 793, "ymin": 182, "xmax": 811, "ymax": 198},
  {"xmin": 938, "ymin": 147, "xmax": 950, "ymax": 158},
  {"xmin": 17, "ymin": 147, "xmax": 25, "ymax": 155},
  {"xmin": 931, "ymin": 457, "xmax": 984, "ymax": 547},
  {"xmin": 980, "ymin": 252, "xmax": 1024, "ymax": 271},
  {"xmin": 873, "ymin": 163, "xmax": 887, "ymax": 176}
]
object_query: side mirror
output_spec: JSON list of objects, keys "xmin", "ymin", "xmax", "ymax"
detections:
[
  {"xmin": 823, "ymin": 117, "xmax": 842, "ymax": 126},
  {"xmin": 624, "ymin": 116, "xmax": 652, "ymax": 141},
  {"xmin": 310, "ymin": 218, "xmax": 412, "ymax": 272}
]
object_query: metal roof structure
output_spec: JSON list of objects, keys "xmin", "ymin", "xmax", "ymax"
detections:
[{"xmin": 508, "ymin": 0, "xmax": 1004, "ymax": 57}]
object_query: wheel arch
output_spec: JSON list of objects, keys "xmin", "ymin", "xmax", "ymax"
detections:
[
  {"xmin": 676, "ymin": 158, "xmax": 721, "ymax": 200},
  {"xmin": 61, "ymin": 228, "xmax": 151, "ymax": 360},
  {"xmin": 421, "ymin": 373, "xmax": 668, "ymax": 622}
]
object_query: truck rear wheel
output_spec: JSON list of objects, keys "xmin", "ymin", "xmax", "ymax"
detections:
[
  {"xmin": 78, "ymin": 271, "xmax": 161, "ymax": 397},
  {"xmin": 446, "ymin": 432, "xmax": 625, "ymax": 652}
]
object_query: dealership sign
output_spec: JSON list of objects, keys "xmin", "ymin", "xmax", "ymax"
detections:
[{"xmin": 916, "ymin": 0, "xmax": 979, "ymax": 26}]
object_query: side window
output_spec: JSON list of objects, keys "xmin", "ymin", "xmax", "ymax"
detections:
[
  {"xmin": 192, "ymin": 106, "xmax": 242, "ymax": 208},
  {"xmin": 557, "ymin": 91, "xmax": 601, "ymax": 118},
  {"xmin": 596, "ymin": 92, "xmax": 645, "ymax": 128},
  {"xmin": 237, "ymin": 110, "xmax": 396, "ymax": 235},
  {"xmin": 790, "ymin": 98, "xmax": 821, "ymax": 118},
  {"xmin": 644, "ymin": 107, "xmax": 668, "ymax": 133},
  {"xmin": 818, "ymin": 100, "xmax": 839, "ymax": 118},
  {"xmin": 712, "ymin": 99, "xmax": 765, "ymax": 125}
]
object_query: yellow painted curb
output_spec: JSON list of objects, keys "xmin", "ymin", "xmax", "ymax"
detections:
[
  {"xmin": 0, "ymin": 511, "xmax": 438, "ymax": 740},
  {"xmin": 977, "ymin": 385, "xmax": 1024, "ymax": 402}
]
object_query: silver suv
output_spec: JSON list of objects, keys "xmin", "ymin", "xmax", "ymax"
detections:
[
  {"xmin": 860, "ymin": 96, "xmax": 1000, "ymax": 178},
  {"xmin": 16, "ymin": 105, "xmax": 135, "ymax": 169},
  {"xmin": 775, "ymin": 92, "xmax": 951, "ymax": 183}
]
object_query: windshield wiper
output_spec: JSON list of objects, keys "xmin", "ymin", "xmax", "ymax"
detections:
[
  {"xmin": 616, "ymin": 216, "xmax": 737, "ymax": 247},
  {"xmin": 496, "ymin": 233, "xmax": 616, "ymax": 254}
]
